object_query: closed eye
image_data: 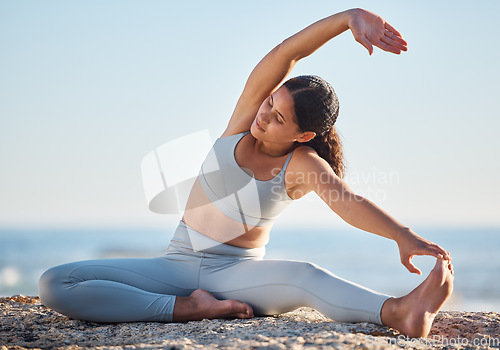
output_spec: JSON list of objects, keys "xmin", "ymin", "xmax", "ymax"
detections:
[{"xmin": 270, "ymin": 94, "xmax": 286, "ymax": 124}]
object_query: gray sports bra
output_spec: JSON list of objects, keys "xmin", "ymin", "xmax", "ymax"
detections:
[{"xmin": 198, "ymin": 131, "xmax": 294, "ymax": 227}]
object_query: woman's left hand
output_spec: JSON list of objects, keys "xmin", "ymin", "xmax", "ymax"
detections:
[
  {"xmin": 396, "ymin": 229, "xmax": 451, "ymax": 275},
  {"xmin": 347, "ymin": 8, "xmax": 408, "ymax": 55}
]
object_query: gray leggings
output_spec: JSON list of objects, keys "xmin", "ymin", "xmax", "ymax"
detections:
[{"xmin": 38, "ymin": 220, "xmax": 391, "ymax": 324}]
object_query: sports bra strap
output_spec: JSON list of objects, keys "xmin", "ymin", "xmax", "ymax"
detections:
[{"xmin": 281, "ymin": 150, "xmax": 294, "ymax": 173}]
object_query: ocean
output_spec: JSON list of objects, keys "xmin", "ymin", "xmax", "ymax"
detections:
[{"xmin": 1, "ymin": 225, "xmax": 499, "ymax": 312}]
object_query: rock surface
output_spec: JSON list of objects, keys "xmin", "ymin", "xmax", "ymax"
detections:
[{"xmin": 1, "ymin": 295, "xmax": 499, "ymax": 349}]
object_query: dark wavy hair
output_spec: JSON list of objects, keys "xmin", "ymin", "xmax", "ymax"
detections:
[{"xmin": 283, "ymin": 75, "xmax": 345, "ymax": 178}]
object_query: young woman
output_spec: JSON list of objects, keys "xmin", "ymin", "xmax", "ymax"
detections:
[{"xmin": 39, "ymin": 8, "xmax": 454, "ymax": 338}]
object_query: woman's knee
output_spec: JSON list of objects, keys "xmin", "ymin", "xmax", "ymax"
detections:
[
  {"xmin": 247, "ymin": 260, "xmax": 324, "ymax": 286},
  {"xmin": 292, "ymin": 261, "xmax": 325, "ymax": 282},
  {"xmin": 38, "ymin": 264, "xmax": 72, "ymax": 309}
]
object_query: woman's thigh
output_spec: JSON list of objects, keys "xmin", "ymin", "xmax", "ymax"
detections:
[{"xmin": 40, "ymin": 254, "xmax": 201, "ymax": 298}]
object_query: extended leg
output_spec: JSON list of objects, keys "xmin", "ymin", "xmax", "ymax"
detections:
[
  {"xmin": 200, "ymin": 257, "xmax": 453, "ymax": 337},
  {"xmin": 200, "ymin": 259, "xmax": 390, "ymax": 325}
]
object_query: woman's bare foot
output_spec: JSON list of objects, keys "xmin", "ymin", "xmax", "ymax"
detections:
[
  {"xmin": 172, "ymin": 289, "xmax": 254, "ymax": 322},
  {"xmin": 381, "ymin": 258, "xmax": 454, "ymax": 338}
]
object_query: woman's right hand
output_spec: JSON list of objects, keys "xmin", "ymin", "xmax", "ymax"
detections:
[
  {"xmin": 395, "ymin": 228, "xmax": 452, "ymax": 275},
  {"xmin": 347, "ymin": 8, "xmax": 408, "ymax": 55}
]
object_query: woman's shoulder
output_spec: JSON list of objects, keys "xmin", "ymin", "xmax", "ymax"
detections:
[
  {"xmin": 291, "ymin": 144, "xmax": 321, "ymax": 163},
  {"xmin": 289, "ymin": 144, "xmax": 330, "ymax": 173},
  {"xmin": 285, "ymin": 145, "xmax": 334, "ymax": 199}
]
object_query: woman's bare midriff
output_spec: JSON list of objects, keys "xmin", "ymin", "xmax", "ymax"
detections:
[{"xmin": 181, "ymin": 178, "xmax": 271, "ymax": 249}]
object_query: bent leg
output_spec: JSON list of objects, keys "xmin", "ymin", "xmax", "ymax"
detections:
[
  {"xmin": 38, "ymin": 257, "xmax": 199, "ymax": 322},
  {"xmin": 173, "ymin": 289, "xmax": 254, "ymax": 322},
  {"xmin": 200, "ymin": 259, "xmax": 391, "ymax": 325}
]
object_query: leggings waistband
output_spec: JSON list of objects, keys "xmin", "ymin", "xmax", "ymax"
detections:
[{"xmin": 168, "ymin": 220, "xmax": 266, "ymax": 259}]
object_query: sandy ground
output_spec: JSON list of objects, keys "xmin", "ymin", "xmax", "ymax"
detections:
[{"xmin": 0, "ymin": 295, "xmax": 499, "ymax": 349}]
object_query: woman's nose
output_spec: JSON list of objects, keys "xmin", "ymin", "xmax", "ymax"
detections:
[{"xmin": 260, "ymin": 112, "xmax": 270, "ymax": 124}]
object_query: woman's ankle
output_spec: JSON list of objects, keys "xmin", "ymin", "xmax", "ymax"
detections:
[{"xmin": 380, "ymin": 296, "xmax": 404, "ymax": 328}]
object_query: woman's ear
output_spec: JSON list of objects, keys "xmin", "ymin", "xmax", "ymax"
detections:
[{"xmin": 295, "ymin": 131, "xmax": 316, "ymax": 143}]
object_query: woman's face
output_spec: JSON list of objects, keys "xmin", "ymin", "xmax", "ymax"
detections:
[{"xmin": 250, "ymin": 86, "xmax": 305, "ymax": 145}]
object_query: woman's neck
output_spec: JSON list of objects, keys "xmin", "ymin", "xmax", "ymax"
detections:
[{"xmin": 253, "ymin": 138, "xmax": 296, "ymax": 157}]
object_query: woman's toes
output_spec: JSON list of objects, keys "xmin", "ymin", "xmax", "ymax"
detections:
[{"xmin": 234, "ymin": 301, "xmax": 254, "ymax": 318}]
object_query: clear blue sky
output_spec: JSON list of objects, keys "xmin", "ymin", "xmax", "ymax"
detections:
[{"xmin": 1, "ymin": 0, "xmax": 499, "ymax": 230}]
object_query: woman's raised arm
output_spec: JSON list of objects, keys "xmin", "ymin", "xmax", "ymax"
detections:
[{"xmin": 223, "ymin": 8, "xmax": 407, "ymax": 136}]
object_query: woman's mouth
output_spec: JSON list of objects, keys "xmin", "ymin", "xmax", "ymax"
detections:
[{"xmin": 255, "ymin": 118, "xmax": 265, "ymax": 131}]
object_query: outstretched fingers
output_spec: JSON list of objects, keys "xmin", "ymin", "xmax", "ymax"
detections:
[
  {"xmin": 382, "ymin": 32, "xmax": 407, "ymax": 51},
  {"xmin": 375, "ymin": 40, "xmax": 403, "ymax": 54},
  {"xmin": 371, "ymin": 21, "xmax": 407, "ymax": 54},
  {"xmin": 385, "ymin": 29, "xmax": 408, "ymax": 47},
  {"xmin": 384, "ymin": 21, "xmax": 403, "ymax": 38},
  {"xmin": 376, "ymin": 30, "xmax": 407, "ymax": 54},
  {"xmin": 349, "ymin": 9, "xmax": 407, "ymax": 55}
]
